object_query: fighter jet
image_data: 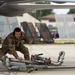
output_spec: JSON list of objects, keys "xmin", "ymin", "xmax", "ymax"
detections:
[{"xmin": 0, "ymin": 0, "xmax": 75, "ymax": 16}]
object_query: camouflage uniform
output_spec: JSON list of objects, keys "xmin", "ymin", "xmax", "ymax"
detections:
[{"xmin": 0, "ymin": 32, "xmax": 30, "ymax": 60}]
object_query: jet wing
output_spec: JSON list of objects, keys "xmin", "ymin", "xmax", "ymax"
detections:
[
  {"xmin": 0, "ymin": 4, "xmax": 75, "ymax": 16},
  {"xmin": 19, "ymin": 4, "xmax": 75, "ymax": 11},
  {"xmin": 0, "ymin": 0, "xmax": 75, "ymax": 9},
  {"xmin": 2, "ymin": 0, "xmax": 75, "ymax": 4}
]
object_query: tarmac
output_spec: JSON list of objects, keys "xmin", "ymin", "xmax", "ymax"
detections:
[{"xmin": 0, "ymin": 44, "xmax": 75, "ymax": 75}]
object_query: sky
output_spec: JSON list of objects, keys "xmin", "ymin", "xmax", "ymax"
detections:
[{"xmin": 51, "ymin": 2, "xmax": 75, "ymax": 14}]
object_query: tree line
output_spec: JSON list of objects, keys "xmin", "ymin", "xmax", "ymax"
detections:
[{"xmin": 29, "ymin": 1, "xmax": 74, "ymax": 19}]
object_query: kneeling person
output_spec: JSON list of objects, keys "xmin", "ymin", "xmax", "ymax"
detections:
[{"xmin": 0, "ymin": 27, "xmax": 32, "ymax": 60}]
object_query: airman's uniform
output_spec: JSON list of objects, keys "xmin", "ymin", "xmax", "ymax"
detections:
[{"xmin": 0, "ymin": 32, "xmax": 30, "ymax": 60}]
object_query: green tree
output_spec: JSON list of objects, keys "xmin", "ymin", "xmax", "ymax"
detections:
[
  {"xmin": 68, "ymin": 9, "xmax": 75, "ymax": 14},
  {"xmin": 29, "ymin": 1, "xmax": 54, "ymax": 19}
]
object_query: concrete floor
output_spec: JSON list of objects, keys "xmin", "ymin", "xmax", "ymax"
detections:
[{"xmin": 0, "ymin": 44, "xmax": 75, "ymax": 75}]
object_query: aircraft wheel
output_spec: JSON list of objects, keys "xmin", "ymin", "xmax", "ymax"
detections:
[
  {"xmin": 27, "ymin": 68, "xmax": 34, "ymax": 73},
  {"xmin": 35, "ymin": 68, "xmax": 38, "ymax": 71}
]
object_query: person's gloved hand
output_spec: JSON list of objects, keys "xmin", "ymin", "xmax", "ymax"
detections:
[
  {"xmin": 17, "ymin": 57, "xmax": 23, "ymax": 61},
  {"xmin": 29, "ymin": 39, "xmax": 32, "ymax": 44}
]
